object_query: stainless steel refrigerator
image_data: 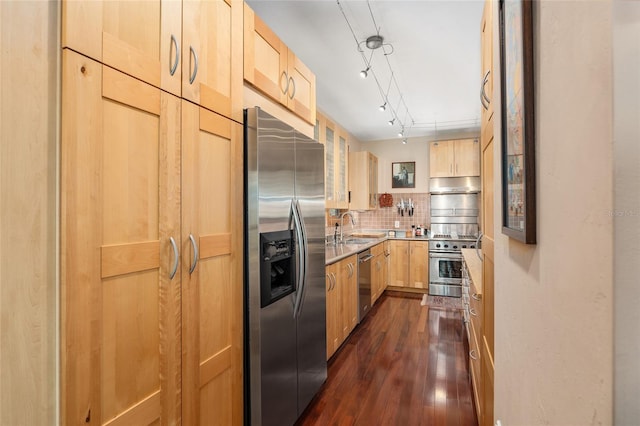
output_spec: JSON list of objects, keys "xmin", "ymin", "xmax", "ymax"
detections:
[{"xmin": 244, "ymin": 107, "xmax": 326, "ymax": 426}]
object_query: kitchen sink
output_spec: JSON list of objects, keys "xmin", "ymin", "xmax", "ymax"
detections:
[{"xmin": 342, "ymin": 237, "xmax": 377, "ymax": 245}]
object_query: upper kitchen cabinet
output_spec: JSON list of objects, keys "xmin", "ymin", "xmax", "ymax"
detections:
[
  {"xmin": 481, "ymin": 0, "xmax": 494, "ymax": 129},
  {"xmin": 181, "ymin": 0, "xmax": 243, "ymax": 122},
  {"xmin": 429, "ymin": 138, "xmax": 480, "ymax": 177},
  {"xmin": 61, "ymin": 0, "xmax": 243, "ymax": 123},
  {"xmin": 349, "ymin": 151, "xmax": 378, "ymax": 210},
  {"xmin": 319, "ymin": 112, "xmax": 349, "ymax": 209},
  {"xmin": 244, "ymin": 3, "xmax": 316, "ymax": 125}
]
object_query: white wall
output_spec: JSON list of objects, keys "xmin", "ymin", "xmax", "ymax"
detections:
[
  {"xmin": 494, "ymin": 1, "xmax": 613, "ymax": 424},
  {"xmin": 613, "ymin": 1, "xmax": 640, "ymax": 423},
  {"xmin": 361, "ymin": 137, "xmax": 431, "ymax": 193}
]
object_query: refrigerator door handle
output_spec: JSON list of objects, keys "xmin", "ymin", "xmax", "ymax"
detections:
[
  {"xmin": 294, "ymin": 199, "xmax": 309, "ymax": 318},
  {"xmin": 290, "ymin": 199, "xmax": 306, "ymax": 318}
]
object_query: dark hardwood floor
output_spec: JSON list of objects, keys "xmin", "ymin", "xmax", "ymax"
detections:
[{"xmin": 297, "ymin": 292, "xmax": 477, "ymax": 426}]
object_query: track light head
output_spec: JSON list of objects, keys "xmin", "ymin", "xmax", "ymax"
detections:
[
  {"xmin": 360, "ymin": 66, "xmax": 370, "ymax": 78},
  {"xmin": 398, "ymin": 128, "xmax": 404, "ymax": 138},
  {"xmin": 402, "ymin": 138, "xmax": 408, "ymax": 145},
  {"xmin": 388, "ymin": 118, "xmax": 395, "ymax": 126},
  {"xmin": 379, "ymin": 102, "xmax": 386, "ymax": 112}
]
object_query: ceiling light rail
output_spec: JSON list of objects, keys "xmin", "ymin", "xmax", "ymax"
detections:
[{"xmin": 336, "ymin": 0, "xmax": 414, "ymax": 138}]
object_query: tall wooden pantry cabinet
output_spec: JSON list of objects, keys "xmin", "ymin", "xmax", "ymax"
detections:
[{"xmin": 61, "ymin": 1, "xmax": 244, "ymax": 424}]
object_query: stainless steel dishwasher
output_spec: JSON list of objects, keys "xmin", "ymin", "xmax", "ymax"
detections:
[{"xmin": 358, "ymin": 249, "xmax": 374, "ymax": 322}]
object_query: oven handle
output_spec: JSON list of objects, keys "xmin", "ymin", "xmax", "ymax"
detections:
[{"xmin": 429, "ymin": 252, "xmax": 463, "ymax": 259}]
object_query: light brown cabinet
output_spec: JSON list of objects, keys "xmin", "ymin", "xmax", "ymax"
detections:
[
  {"xmin": 349, "ymin": 151, "xmax": 379, "ymax": 210},
  {"xmin": 389, "ymin": 240, "xmax": 429, "ymax": 289},
  {"xmin": 479, "ymin": 0, "xmax": 495, "ymax": 425},
  {"xmin": 325, "ymin": 255, "xmax": 358, "ymax": 359},
  {"xmin": 429, "ymin": 139, "xmax": 480, "ymax": 177},
  {"xmin": 61, "ymin": 39, "xmax": 243, "ymax": 426},
  {"xmin": 244, "ymin": 3, "xmax": 316, "ymax": 124},
  {"xmin": 371, "ymin": 243, "xmax": 386, "ymax": 305},
  {"xmin": 62, "ymin": 0, "xmax": 244, "ymax": 123},
  {"xmin": 319, "ymin": 113, "xmax": 349, "ymax": 209}
]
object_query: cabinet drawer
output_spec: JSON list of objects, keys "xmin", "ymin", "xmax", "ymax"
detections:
[{"xmin": 468, "ymin": 320, "xmax": 482, "ymax": 420}]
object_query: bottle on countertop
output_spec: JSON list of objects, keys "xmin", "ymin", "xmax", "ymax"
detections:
[
  {"xmin": 411, "ymin": 225, "xmax": 416, "ymax": 237},
  {"xmin": 416, "ymin": 225, "xmax": 422, "ymax": 237}
]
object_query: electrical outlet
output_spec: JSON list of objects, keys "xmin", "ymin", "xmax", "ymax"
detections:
[{"xmin": 394, "ymin": 221, "xmax": 400, "ymax": 228}]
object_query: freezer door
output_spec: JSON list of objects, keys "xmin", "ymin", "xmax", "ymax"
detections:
[{"xmin": 294, "ymin": 130, "xmax": 327, "ymax": 414}]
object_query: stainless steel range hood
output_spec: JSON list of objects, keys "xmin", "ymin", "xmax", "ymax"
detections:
[{"xmin": 429, "ymin": 176, "xmax": 480, "ymax": 194}]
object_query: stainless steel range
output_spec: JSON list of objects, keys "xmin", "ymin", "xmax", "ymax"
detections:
[{"xmin": 428, "ymin": 177, "xmax": 481, "ymax": 298}]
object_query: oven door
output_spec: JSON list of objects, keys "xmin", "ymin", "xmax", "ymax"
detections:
[{"xmin": 429, "ymin": 251, "xmax": 463, "ymax": 297}]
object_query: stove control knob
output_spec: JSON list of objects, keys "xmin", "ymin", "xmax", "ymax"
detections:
[
  {"xmin": 470, "ymin": 244, "xmax": 475, "ymax": 249},
  {"xmin": 462, "ymin": 245, "xmax": 467, "ymax": 249},
  {"xmin": 453, "ymin": 245, "xmax": 458, "ymax": 249},
  {"xmin": 436, "ymin": 243, "xmax": 441, "ymax": 248},
  {"xmin": 444, "ymin": 244, "xmax": 449, "ymax": 248}
]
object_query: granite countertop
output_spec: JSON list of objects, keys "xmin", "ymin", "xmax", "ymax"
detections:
[
  {"xmin": 325, "ymin": 230, "xmax": 430, "ymax": 265},
  {"xmin": 461, "ymin": 248, "xmax": 483, "ymax": 294}
]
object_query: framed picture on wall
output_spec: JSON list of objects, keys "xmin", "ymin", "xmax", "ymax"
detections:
[
  {"xmin": 499, "ymin": 0, "xmax": 536, "ymax": 244},
  {"xmin": 391, "ymin": 162, "xmax": 415, "ymax": 189}
]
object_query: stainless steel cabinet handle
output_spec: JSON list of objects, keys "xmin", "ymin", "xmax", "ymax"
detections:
[
  {"xmin": 481, "ymin": 70, "xmax": 491, "ymax": 108},
  {"xmin": 189, "ymin": 46, "xmax": 198, "ymax": 84},
  {"xmin": 288, "ymin": 76, "xmax": 296, "ymax": 99},
  {"xmin": 169, "ymin": 237, "xmax": 179, "ymax": 279},
  {"xmin": 472, "ymin": 293, "xmax": 482, "ymax": 301},
  {"xmin": 347, "ymin": 263, "xmax": 354, "ymax": 278},
  {"xmin": 469, "ymin": 349, "xmax": 478, "ymax": 360},
  {"xmin": 330, "ymin": 272, "xmax": 337, "ymax": 291},
  {"xmin": 475, "ymin": 232, "xmax": 483, "ymax": 261},
  {"xmin": 188, "ymin": 234, "xmax": 198, "ymax": 274},
  {"xmin": 326, "ymin": 273, "xmax": 331, "ymax": 291},
  {"xmin": 280, "ymin": 71, "xmax": 290, "ymax": 95},
  {"xmin": 170, "ymin": 34, "xmax": 179, "ymax": 76},
  {"xmin": 470, "ymin": 308, "xmax": 478, "ymax": 317}
]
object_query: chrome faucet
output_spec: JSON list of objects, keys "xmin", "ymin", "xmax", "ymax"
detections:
[{"xmin": 339, "ymin": 211, "xmax": 356, "ymax": 243}]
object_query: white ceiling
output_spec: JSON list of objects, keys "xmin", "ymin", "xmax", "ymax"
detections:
[{"xmin": 246, "ymin": 0, "xmax": 485, "ymax": 142}]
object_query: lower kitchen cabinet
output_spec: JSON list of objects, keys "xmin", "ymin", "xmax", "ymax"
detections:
[
  {"xmin": 61, "ymin": 49, "xmax": 243, "ymax": 425},
  {"xmin": 389, "ymin": 240, "xmax": 429, "ymax": 290},
  {"xmin": 371, "ymin": 243, "xmax": 386, "ymax": 304},
  {"xmin": 325, "ymin": 255, "xmax": 357, "ymax": 359}
]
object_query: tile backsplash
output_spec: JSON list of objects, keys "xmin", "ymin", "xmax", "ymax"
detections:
[{"xmin": 326, "ymin": 192, "xmax": 431, "ymax": 237}]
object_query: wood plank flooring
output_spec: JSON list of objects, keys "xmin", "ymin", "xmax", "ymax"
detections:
[{"xmin": 297, "ymin": 292, "xmax": 477, "ymax": 426}]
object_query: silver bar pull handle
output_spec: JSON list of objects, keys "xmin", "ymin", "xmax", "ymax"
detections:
[
  {"xmin": 189, "ymin": 46, "xmax": 198, "ymax": 84},
  {"xmin": 170, "ymin": 34, "xmax": 179, "ymax": 76},
  {"xmin": 280, "ymin": 71, "xmax": 290, "ymax": 95},
  {"xmin": 290, "ymin": 200, "xmax": 306, "ymax": 318},
  {"xmin": 470, "ymin": 308, "xmax": 478, "ymax": 317},
  {"xmin": 472, "ymin": 293, "xmax": 482, "ymax": 301},
  {"xmin": 469, "ymin": 349, "xmax": 478, "ymax": 361},
  {"xmin": 481, "ymin": 70, "xmax": 491, "ymax": 109},
  {"xmin": 188, "ymin": 234, "xmax": 199, "ymax": 274},
  {"xmin": 475, "ymin": 232, "xmax": 483, "ymax": 262},
  {"xmin": 288, "ymin": 76, "xmax": 296, "ymax": 99},
  {"xmin": 169, "ymin": 237, "xmax": 179, "ymax": 279}
]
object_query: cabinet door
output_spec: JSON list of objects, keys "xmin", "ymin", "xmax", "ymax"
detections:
[
  {"xmin": 182, "ymin": 0, "xmax": 243, "ymax": 122},
  {"xmin": 429, "ymin": 140, "xmax": 455, "ymax": 177},
  {"xmin": 324, "ymin": 121, "xmax": 336, "ymax": 208},
  {"xmin": 335, "ymin": 131, "xmax": 349, "ymax": 209},
  {"xmin": 181, "ymin": 102, "xmax": 243, "ymax": 425},
  {"xmin": 287, "ymin": 50, "xmax": 316, "ymax": 124},
  {"xmin": 243, "ymin": 3, "xmax": 288, "ymax": 106},
  {"xmin": 409, "ymin": 241, "xmax": 429, "ymax": 288},
  {"xmin": 62, "ymin": 0, "xmax": 182, "ymax": 96},
  {"xmin": 339, "ymin": 258, "xmax": 357, "ymax": 340},
  {"xmin": 61, "ymin": 50, "xmax": 181, "ymax": 425},
  {"xmin": 325, "ymin": 264, "xmax": 339, "ymax": 359},
  {"xmin": 368, "ymin": 154, "xmax": 378, "ymax": 208},
  {"xmin": 481, "ymin": 0, "xmax": 494, "ymax": 126},
  {"xmin": 389, "ymin": 240, "xmax": 409, "ymax": 286},
  {"xmin": 454, "ymin": 139, "xmax": 480, "ymax": 176}
]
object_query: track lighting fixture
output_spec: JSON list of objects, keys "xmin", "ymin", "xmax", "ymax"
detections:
[
  {"xmin": 337, "ymin": 0, "xmax": 415, "ymax": 137},
  {"xmin": 398, "ymin": 127, "xmax": 404, "ymax": 138},
  {"xmin": 402, "ymin": 138, "xmax": 408, "ymax": 145}
]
